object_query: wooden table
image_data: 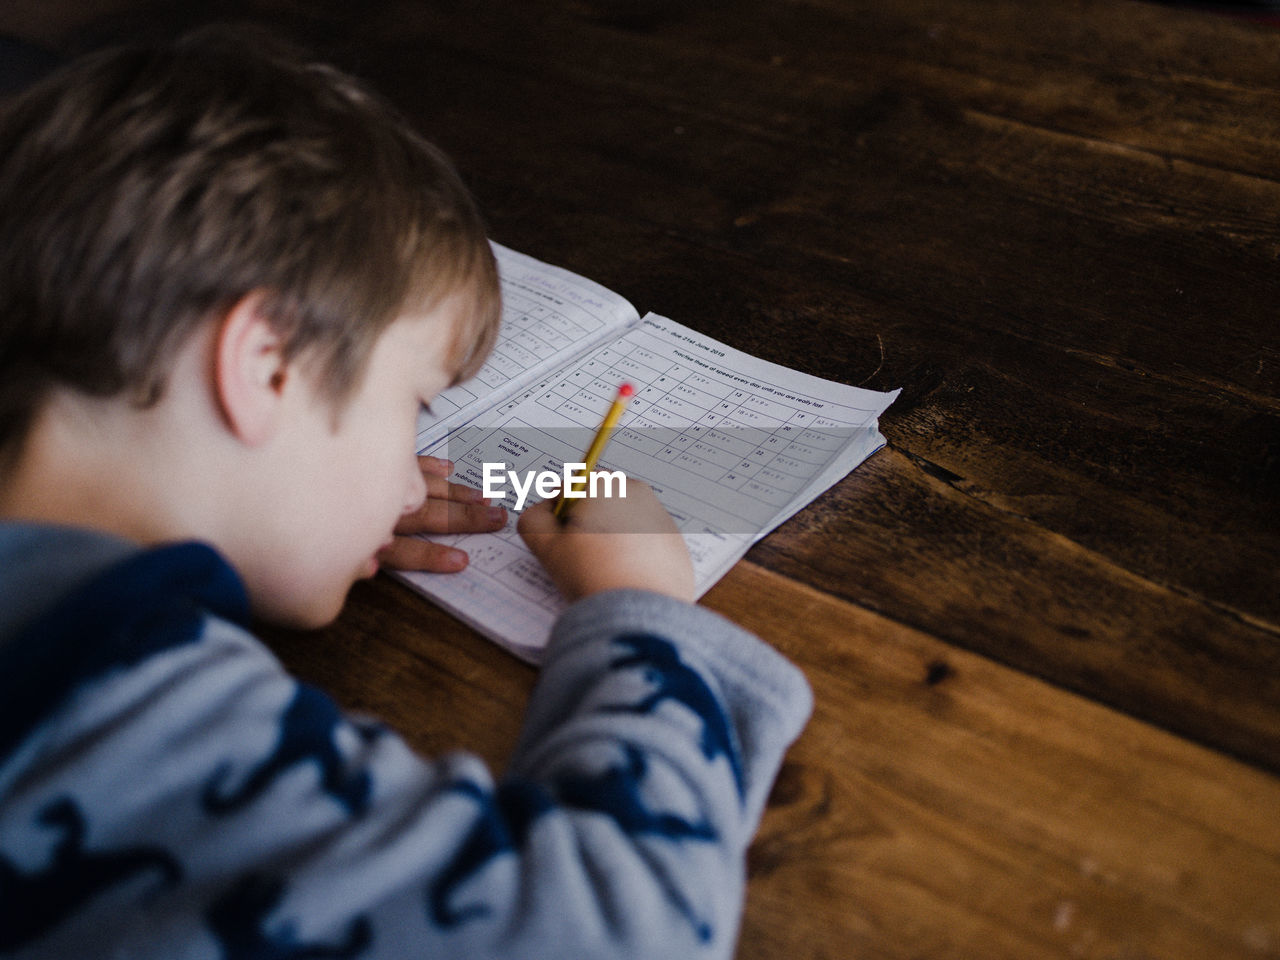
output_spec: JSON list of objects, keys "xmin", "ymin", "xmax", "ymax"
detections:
[{"xmin": 6, "ymin": 1, "xmax": 1278, "ymax": 956}]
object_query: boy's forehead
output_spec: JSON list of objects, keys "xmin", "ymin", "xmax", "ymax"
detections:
[
  {"xmin": 435, "ymin": 281, "xmax": 499, "ymax": 387},
  {"xmin": 395, "ymin": 286, "xmax": 486, "ymax": 386}
]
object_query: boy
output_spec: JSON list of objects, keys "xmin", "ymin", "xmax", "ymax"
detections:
[{"xmin": 0, "ymin": 28, "xmax": 811, "ymax": 960}]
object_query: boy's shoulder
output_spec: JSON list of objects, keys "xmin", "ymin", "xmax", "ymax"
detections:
[
  {"xmin": 0, "ymin": 524, "xmax": 246, "ymax": 642},
  {"xmin": 0, "ymin": 524, "xmax": 251, "ymax": 759},
  {"xmin": 0, "ymin": 524, "xmax": 141, "ymax": 643}
]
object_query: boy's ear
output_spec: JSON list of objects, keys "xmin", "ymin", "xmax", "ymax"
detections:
[{"xmin": 213, "ymin": 293, "xmax": 290, "ymax": 446}]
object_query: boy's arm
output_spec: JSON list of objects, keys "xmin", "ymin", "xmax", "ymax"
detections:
[
  {"xmin": 521, "ymin": 588, "xmax": 811, "ymax": 834},
  {"xmin": 497, "ymin": 586, "xmax": 813, "ymax": 953},
  {"xmin": 395, "ymin": 482, "xmax": 809, "ymax": 955},
  {"xmin": 374, "ymin": 584, "xmax": 809, "ymax": 958},
  {"xmin": 475, "ymin": 482, "xmax": 812, "ymax": 954},
  {"xmin": 391, "ymin": 474, "xmax": 809, "ymax": 956}
]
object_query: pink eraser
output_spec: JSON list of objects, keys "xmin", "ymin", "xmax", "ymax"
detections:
[{"xmin": 618, "ymin": 382, "xmax": 634, "ymax": 397}]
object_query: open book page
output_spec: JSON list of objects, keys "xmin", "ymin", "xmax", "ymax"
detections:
[
  {"xmin": 414, "ymin": 242, "xmax": 640, "ymax": 450},
  {"xmin": 395, "ymin": 311, "xmax": 899, "ymax": 662}
]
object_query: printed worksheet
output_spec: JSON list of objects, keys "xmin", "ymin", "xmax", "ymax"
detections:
[{"xmin": 395, "ymin": 263, "xmax": 898, "ymax": 660}]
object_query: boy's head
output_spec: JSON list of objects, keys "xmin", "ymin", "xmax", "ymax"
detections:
[
  {"xmin": 0, "ymin": 26, "xmax": 499, "ymax": 476},
  {"xmin": 0, "ymin": 28, "xmax": 501, "ymax": 626}
]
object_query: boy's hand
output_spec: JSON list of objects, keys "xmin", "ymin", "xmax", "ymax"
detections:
[
  {"xmin": 517, "ymin": 479, "xmax": 695, "ymax": 603},
  {"xmin": 378, "ymin": 456, "xmax": 507, "ymax": 572}
]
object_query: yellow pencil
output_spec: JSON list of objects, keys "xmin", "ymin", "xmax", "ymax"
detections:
[{"xmin": 554, "ymin": 382, "xmax": 634, "ymax": 518}]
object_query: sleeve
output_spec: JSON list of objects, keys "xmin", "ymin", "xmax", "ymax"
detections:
[
  {"xmin": 0, "ymin": 590, "xmax": 811, "ymax": 960},
  {"xmin": 498, "ymin": 588, "xmax": 815, "ymax": 957}
]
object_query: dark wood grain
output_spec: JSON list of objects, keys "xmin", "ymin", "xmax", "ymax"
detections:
[
  {"xmin": 710, "ymin": 564, "xmax": 1280, "ymax": 960},
  {"xmin": 313, "ymin": 0, "xmax": 1280, "ymax": 766}
]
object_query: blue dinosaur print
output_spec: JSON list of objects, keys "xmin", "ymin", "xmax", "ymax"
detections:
[
  {"xmin": 203, "ymin": 685, "xmax": 381, "ymax": 818},
  {"xmin": 553, "ymin": 745, "xmax": 715, "ymax": 942},
  {"xmin": 429, "ymin": 747, "xmax": 715, "ymax": 941},
  {"xmin": 0, "ymin": 797, "xmax": 181, "ymax": 951},
  {"xmin": 554, "ymin": 744, "xmax": 716, "ymax": 843},
  {"xmin": 1, "ymin": 542, "xmax": 248, "ymax": 764},
  {"xmin": 427, "ymin": 780, "xmax": 553, "ymax": 927},
  {"xmin": 606, "ymin": 633, "xmax": 745, "ymax": 798},
  {"xmin": 207, "ymin": 873, "xmax": 371, "ymax": 960}
]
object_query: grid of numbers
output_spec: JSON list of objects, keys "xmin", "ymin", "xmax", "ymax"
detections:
[{"xmin": 531, "ymin": 338, "xmax": 858, "ymax": 509}]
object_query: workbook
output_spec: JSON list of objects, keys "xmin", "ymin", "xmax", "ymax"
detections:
[{"xmin": 395, "ymin": 243, "xmax": 899, "ymax": 661}]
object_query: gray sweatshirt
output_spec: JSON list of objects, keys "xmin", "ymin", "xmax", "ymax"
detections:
[{"xmin": 0, "ymin": 522, "xmax": 811, "ymax": 959}]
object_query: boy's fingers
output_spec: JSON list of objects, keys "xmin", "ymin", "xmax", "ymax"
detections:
[
  {"xmin": 395, "ymin": 498, "xmax": 506, "ymax": 536},
  {"xmin": 423, "ymin": 473, "xmax": 487, "ymax": 503},
  {"xmin": 416, "ymin": 456, "xmax": 488, "ymax": 504},
  {"xmin": 377, "ymin": 535, "xmax": 469, "ymax": 573},
  {"xmin": 417, "ymin": 455, "xmax": 454, "ymax": 478},
  {"xmin": 515, "ymin": 499, "xmax": 559, "ymax": 544}
]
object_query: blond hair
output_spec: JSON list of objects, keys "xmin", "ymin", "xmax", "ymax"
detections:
[{"xmin": 0, "ymin": 27, "xmax": 498, "ymax": 470}]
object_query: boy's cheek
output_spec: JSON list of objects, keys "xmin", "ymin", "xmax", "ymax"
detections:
[{"xmin": 240, "ymin": 552, "xmax": 355, "ymax": 630}]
